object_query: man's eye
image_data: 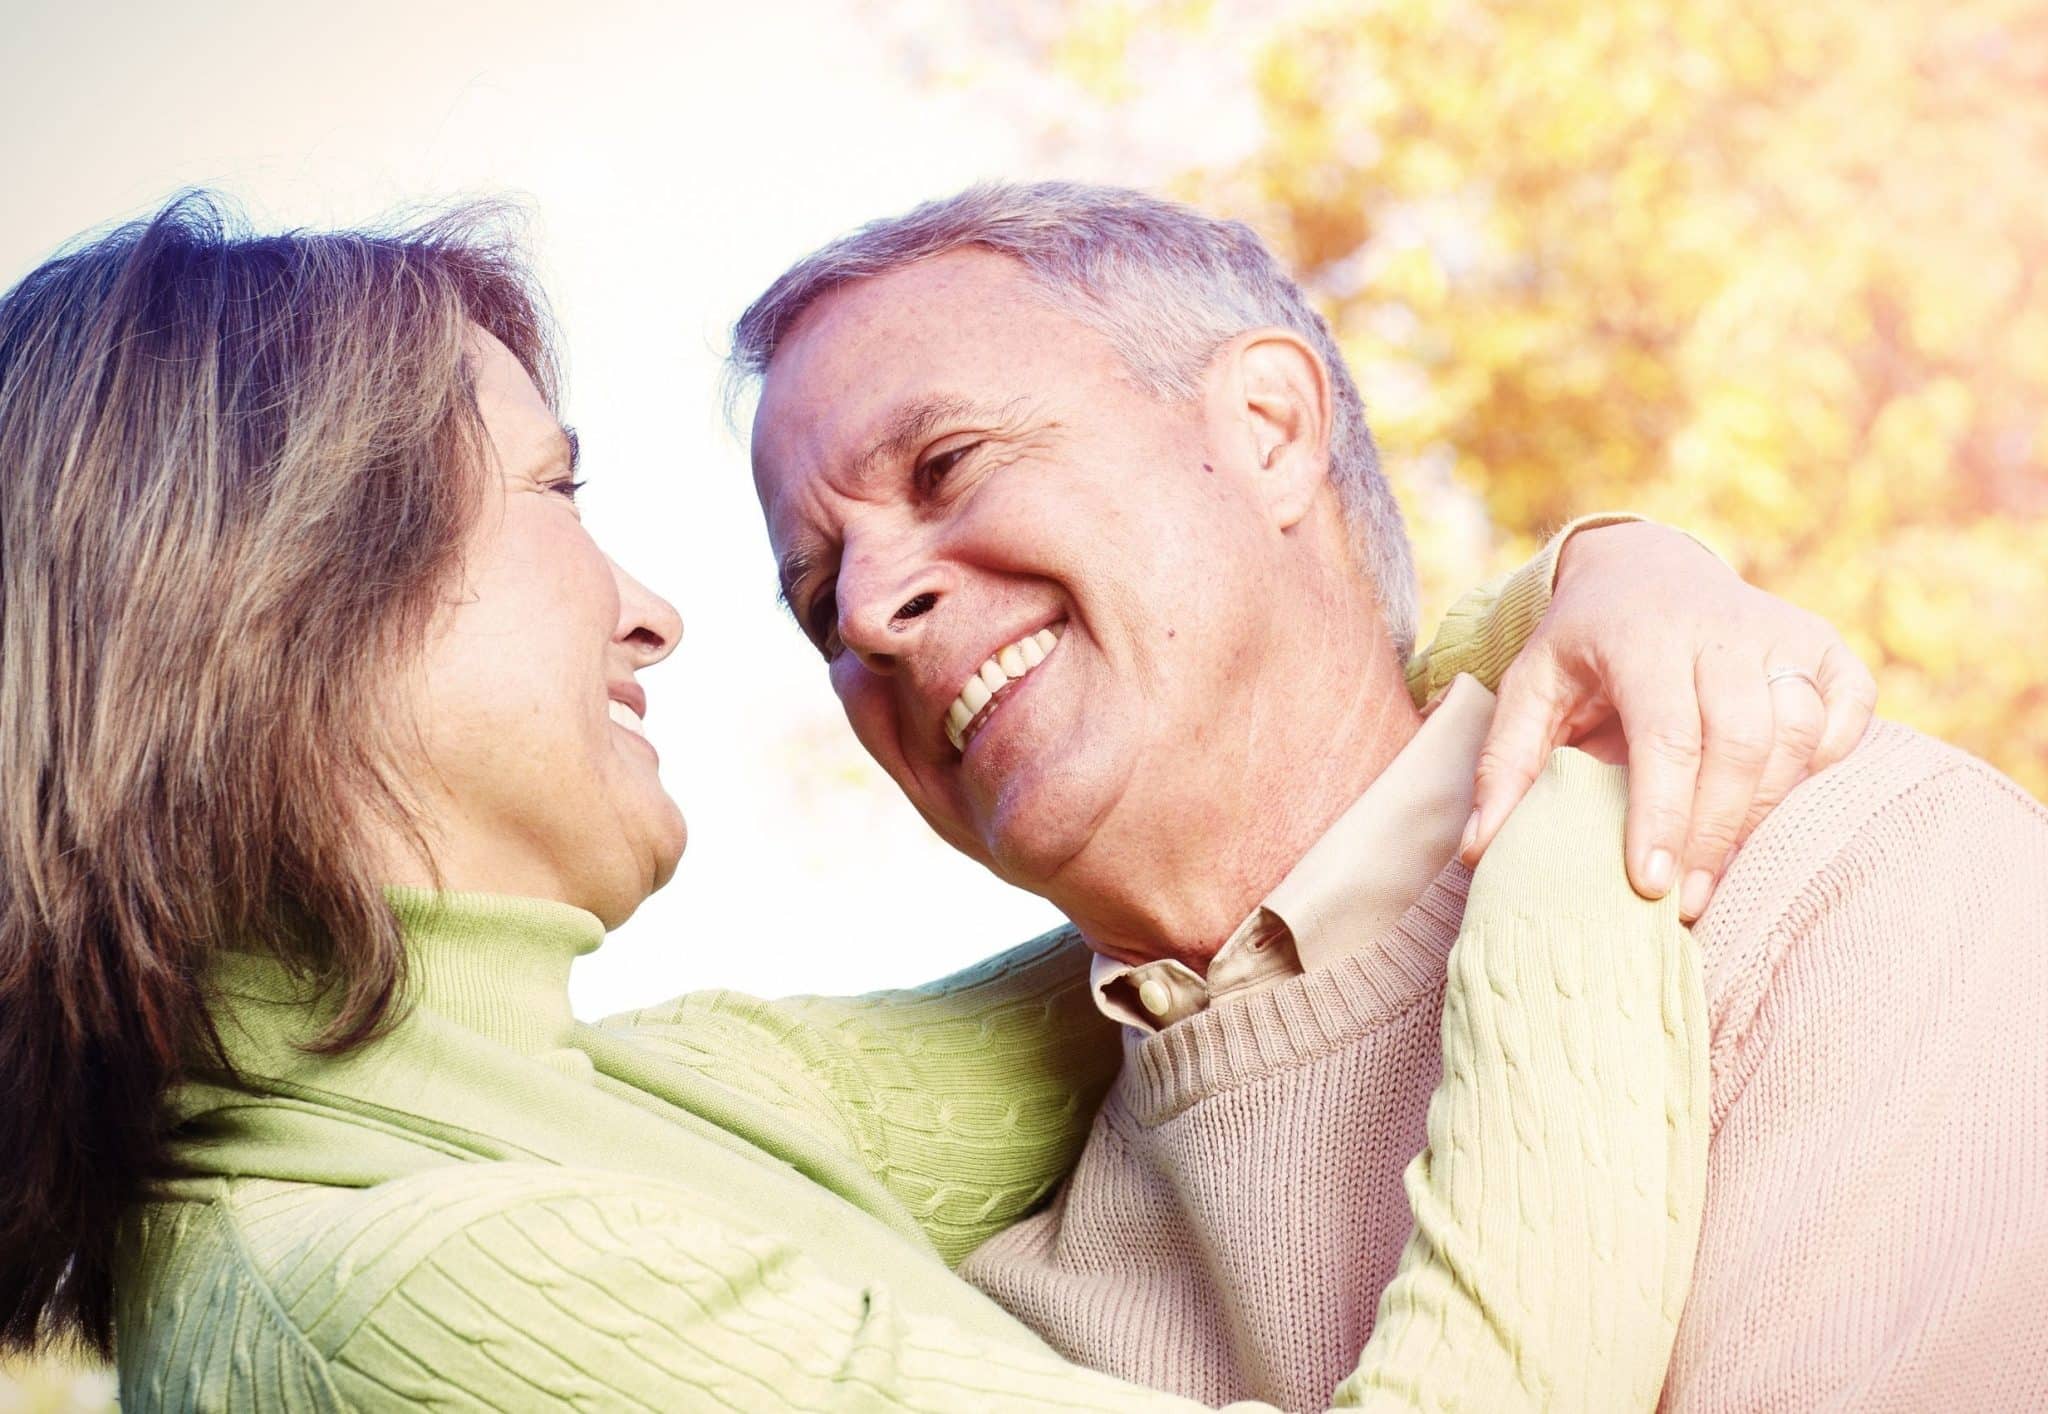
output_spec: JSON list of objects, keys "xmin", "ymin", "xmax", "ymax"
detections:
[
  {"xmin": 914, "ymin": 443, "xmax": 979, "ymax": 495},
  {"xmin": 807, "ymin": 591, "xmax": 841, "ymax": 658}
]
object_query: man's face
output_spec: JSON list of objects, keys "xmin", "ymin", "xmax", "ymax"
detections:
[{"xmin": 751, "ymin": 250, "xmax": 1295, "ymax": 901}]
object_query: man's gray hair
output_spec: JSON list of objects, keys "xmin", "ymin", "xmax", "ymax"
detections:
[{"xmin": 727, "ymin": 182, "xmax": 1418, "ymax": 657}]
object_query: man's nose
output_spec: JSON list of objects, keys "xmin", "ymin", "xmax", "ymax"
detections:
[{"xmin": 838, "ymin": 553, "xmax": 945, "ymax": 675}]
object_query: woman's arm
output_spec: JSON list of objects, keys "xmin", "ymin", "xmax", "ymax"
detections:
[
  {"xmin": 599, "ymin": 927, "xmax": 1119, "ymax": 1262},
  {"xmin": 1405, "ymin": 511, "xmax": 1646, "ymax": 707},
  {"xmin": 1410, "ymin": 515, "xmax": 1876, "ymax": 918},
  {"xmin": 1342, "ymin": 750, "xmax": 1708, "ymax": 1410},
  {"xmin": 333, "ymin": 754, "xmax": 1702, "ymax": 1412},
  {"xmin": 599, "ymin": 512, "xmax": 1816, "ymax": 1264}
]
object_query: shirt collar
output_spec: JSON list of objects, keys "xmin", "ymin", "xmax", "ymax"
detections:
[{"xmin": 1090, "ymin": 674, "xmax": 1496, "ymax": 1031}]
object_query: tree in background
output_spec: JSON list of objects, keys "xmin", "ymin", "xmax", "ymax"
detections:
[{"xmin": 900, "ymin": 0, "xmax": 2048, "ymax": 793}]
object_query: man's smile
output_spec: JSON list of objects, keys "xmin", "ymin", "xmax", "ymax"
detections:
[{"xmin": 945, "ymin": 621, "xmax": 1066, "ymax": 753}]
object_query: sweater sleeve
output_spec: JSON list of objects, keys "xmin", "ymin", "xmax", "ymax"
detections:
[
  {"xmin": 1404, "ymin": 511, "xmax": 1644, "ymax": 707},
  {"xmin": 1340, "ymin": 750, "xmax": 1709, "ymax": 1412},
  {"xmin": 600, "ymin": 928, "xmax": 1120, "ymax": 1263},
  {"xmin": 321, "ymin": 1178, "xmax": 1255, "ymax": 1412},
  {"xmin": 315, "ymin": 755, "xmax": 1705, "ymax": 1414}
]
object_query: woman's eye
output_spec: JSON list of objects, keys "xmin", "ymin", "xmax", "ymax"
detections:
[
  {"xmin": 548, "ymin": 478, "xmax": 587, "ymax": 502},
  {"xmin": 914, "ymin": 444, "xmax": 978, "ymax": 495}
]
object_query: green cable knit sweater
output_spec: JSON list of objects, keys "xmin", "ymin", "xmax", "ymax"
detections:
[
  {"xmin": 112, "ymin": 527, "xmax": 1707, "ymax": 1410},
  {"xmin": 114, "ymin": 759, "xmax": 1704, "ymax": 1411}
]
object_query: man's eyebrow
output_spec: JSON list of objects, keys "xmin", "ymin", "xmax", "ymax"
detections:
[
  {"xmin": 773, "ymin": 396, "xmax": 1033, "ymax": 624},
  {"xmin": 850, "ymin": 394, "xmax": 1007, "ymax": 486},
  {"xmin": 775, "ymin": 542, "xmax": 817, "ymax": 621}
]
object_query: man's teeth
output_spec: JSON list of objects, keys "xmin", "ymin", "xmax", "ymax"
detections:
[
  {"xmin": 945, "ymin": 626, "xmax": 1062, "ymax": 752},
  {"xmin": 608, "ymin": 699, "xmax": 646, "ymax": 738}
]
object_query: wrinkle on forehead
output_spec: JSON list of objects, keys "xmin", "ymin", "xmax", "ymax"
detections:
[{"xmin": 751, "ymin": 250, "xmax": 1069, "ymax": 463}]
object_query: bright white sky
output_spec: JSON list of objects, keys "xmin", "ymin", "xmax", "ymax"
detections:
[{"xmin": 0, "ymin": 0, "xmax": 1151, "ymax": 1013}]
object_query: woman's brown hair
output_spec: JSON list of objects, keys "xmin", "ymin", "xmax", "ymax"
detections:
[{"xmin": 0, "ymin": 193, "xmax": 558, "ymax": 1353}]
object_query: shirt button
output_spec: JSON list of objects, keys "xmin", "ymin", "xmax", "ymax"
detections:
[{"xmin": 1138, "ymin": 977, "xmax": 1173, "ymax": 1018}]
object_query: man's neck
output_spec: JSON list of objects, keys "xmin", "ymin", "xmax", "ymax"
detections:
[{"xmin": 1057, "ymin": 633, "xmax": 1425, "ymax": 970}]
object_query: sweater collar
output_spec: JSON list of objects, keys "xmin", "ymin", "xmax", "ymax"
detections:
[
  {"xmin": 1090, "ymin": 674, "xmax": 1495, "ymax": 1032},
  {"xmin": 383, "ymin": 887, "xmax": 604, "ymax": 1056},
  {"xmin": 176, "ymin": 888, "xmax": 936, "ymax": 1253}
]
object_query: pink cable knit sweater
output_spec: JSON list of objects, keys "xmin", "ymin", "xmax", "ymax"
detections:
[{"xmin": 962, "ymin": 722, "xmax": 2048, "ymax": 1410}]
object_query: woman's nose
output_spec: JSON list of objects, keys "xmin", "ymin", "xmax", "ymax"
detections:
[{"xmin": 613, "ymin": 559, "xmax": 683, "ymax": 666}]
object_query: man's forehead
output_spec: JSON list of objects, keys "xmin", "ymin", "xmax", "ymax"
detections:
[
  {"xmin": 796, "ymin": 246, "xmax": 1041, "ymax": 342},
  {"xmin": 756, "ymin": 260, "xmax": 1027, "ymax": 459}
]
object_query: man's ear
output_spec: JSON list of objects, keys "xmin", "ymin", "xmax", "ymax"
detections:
[{"xmin": 1224, "ymin": 328, "xmax": 1333, "ymax": 532}]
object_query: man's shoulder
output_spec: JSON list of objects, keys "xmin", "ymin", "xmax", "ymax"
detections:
[
  {"xmin": 1792, "ymin": 717, "xmax": 2040, "ymax": 828},
  {"xmin": 1694, "ymin": 720, "xmax": 2047, "ymax": 1107},
  {"xmin": 1704, "ymin": 720, "xmax": 2043, "ymax": 943}
]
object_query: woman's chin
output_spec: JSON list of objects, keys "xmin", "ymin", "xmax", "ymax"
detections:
[{"xmin": 646, "ymin": 801, "xmax": 688, "ymax": 883}]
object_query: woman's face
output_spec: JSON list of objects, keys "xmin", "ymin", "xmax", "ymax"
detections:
[{"xmin": 391, "ymin": 328, "xmax": 686, "ymax": 926}]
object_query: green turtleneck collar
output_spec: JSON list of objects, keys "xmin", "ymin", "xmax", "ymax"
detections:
[
  {"xmin": 167, "ymin": 888, "xmax": 619, "ymax": 1190},
  {"xmin": 383, "ymin": 887, "xmax": 604, "ymax": 1056},
  {"xmin": 170, "ymin": 887, "xmax": 934, "ymax": 1256}
]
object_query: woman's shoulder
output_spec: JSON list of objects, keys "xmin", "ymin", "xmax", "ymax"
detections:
[
  {"xmin": 595, "ymin": 922, "xmax": 1093, "ymax": 1041},
  {"xmin": 128, "ymin": 1165, "xmax": 709, "ymax": 1295},
  {"xmin": 117, "ymin": 1166, "xmax": 714, "ymax": 1410}
]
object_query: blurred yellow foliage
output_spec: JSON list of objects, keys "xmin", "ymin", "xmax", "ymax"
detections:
[{"xmin": 983, "ymin": 0, "xmax": 2048, "ymax": 793}]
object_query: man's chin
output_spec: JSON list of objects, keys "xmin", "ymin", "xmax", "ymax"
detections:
[
  {"xmin": 970, "ymin": 798, "xmax": 1107, "ymax": 901},
  {"xmin": 946, "ymin": 741, "xmax": 1128, "ymax": 895}
]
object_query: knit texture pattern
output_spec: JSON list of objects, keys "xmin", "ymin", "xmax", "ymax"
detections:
[
  {"xmin": 1667, "ymin": 722, "xmax": 2048, "ymax": 1410},
  {"xmin": 965, "ymin": 754, "xmax": 1706, "ymax": 1412},
  {"xmin": 115, "ymin": 752, "xmax": 1703, "ymax": 1412},
  {"xmin": 964, "ymin": 723, "xmax": 2048, "ymax": 1412},
  {"xmin": 109, "ymin": 535, "xmax": 1702, "ymax": 1410}
]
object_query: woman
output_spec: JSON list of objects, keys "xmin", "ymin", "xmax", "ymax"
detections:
[{"xmin": 0, "ymin": 197, "xmax": 1861, "ymax": 1409}]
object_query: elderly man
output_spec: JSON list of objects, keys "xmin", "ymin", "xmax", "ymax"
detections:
[{"xmin": 735, "ymin": 183, "xmax": 2048, "ymax": 1410}]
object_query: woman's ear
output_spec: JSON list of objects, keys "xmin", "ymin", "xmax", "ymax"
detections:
[{"xmin": 1228, "ymin": 328, "xmax": 1334, "ymax": 532}]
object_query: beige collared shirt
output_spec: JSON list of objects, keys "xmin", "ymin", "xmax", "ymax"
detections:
[{"xmin": 1090, "ymin": 674, "xmax": 1497, "ymax": 1032}]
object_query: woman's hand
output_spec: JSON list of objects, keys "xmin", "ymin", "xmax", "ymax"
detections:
[{"xmin": 1461, "ymin": 522, "xmax": 1877, "ymax": 921}]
